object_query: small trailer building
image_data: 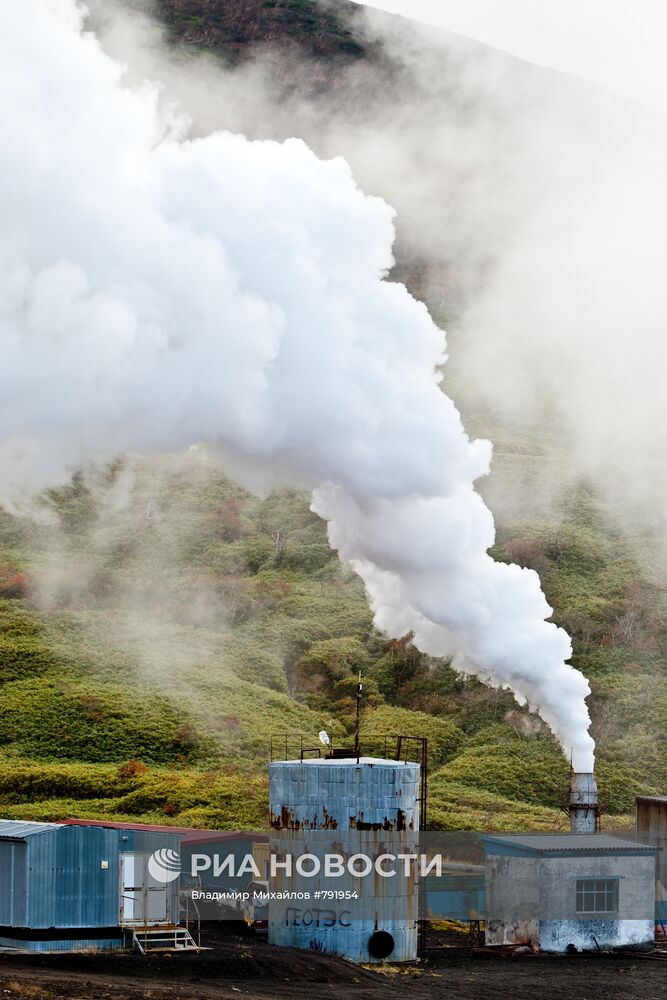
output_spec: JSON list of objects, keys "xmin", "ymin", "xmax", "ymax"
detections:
[
  {"xmin": 483, "ymin": 833, "xmax": 657, "ymax": 953},
  {"xmin": 0, "ymin": 819, "xmax": 196, "ymax": 952},
  {"xmin": 179, "ymin": 830, "xmax": 270, "ymax": 919},
  {"xmin": 180, "ymin": 830, "xmax": 269, "ymax": 890}
]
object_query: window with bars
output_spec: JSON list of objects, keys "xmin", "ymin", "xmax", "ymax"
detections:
[{"xmin": 575, "ymin": 878, "xmax": 619, "ymax": 913}]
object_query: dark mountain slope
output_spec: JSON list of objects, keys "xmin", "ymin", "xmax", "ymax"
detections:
[{"xmin": 148, "ymin": 0, "xmax": 366, "ymax": 61}]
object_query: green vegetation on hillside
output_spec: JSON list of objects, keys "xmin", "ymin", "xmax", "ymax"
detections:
[
  {"xmin": 0, "ymin": 0, "xmax": 663, "ymax": 832},
  {"xmin": 0, "ymin": 455, "xmax": 663, "ymax": 831}
]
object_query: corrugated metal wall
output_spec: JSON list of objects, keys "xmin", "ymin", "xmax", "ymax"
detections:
[
  {"xmin": 180, "ymin": 835, "xmax": 263, "ymax": 891},
  {"xmin": 25, "ymin": 825, "xmax": 120, "ymax": 928},
  {"xmin": 268, "ymin": 758, "xmax": 421, "ymax": 963},
  {"xmin": 636, "ymin": 796, "xmax": 667, "ymax": 926},
  {"xmin": 269, "ymin": 758, "xmax": 421, "ymax": 832},
  {"xmin": 0, "ymin": 840, "xmax": 27, "ymax": 926},
  {"xmin": 0, "ymin": 824, "xmax": 183, "ymax": 933},
  {"xmin": 0, "ymin": 936, "xmax": 125, "ymax": 953},
  {"xmin": 423, "ymin": 872, "xmax": 486, "ymax": 921}
]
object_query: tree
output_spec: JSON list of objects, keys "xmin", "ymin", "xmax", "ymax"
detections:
[
  {"xmin": 291, "ymin": 637, "xmax": 372, "ymax": 701},
  {"xmin": 218, "ymin": 498, "xmax": 245, "ymax": 541}
]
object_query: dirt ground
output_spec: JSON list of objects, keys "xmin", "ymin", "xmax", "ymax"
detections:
[{"xmin": 0, "ymin": 925, "xmax": 665, "ymax": 1000}]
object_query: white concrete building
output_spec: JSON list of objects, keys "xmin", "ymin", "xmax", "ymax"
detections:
[{"xmin": 483, "ymin": 833, "xmax": 656, "ymax": 953}]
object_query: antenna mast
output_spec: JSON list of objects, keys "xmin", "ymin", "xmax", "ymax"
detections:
[{"xmin": 354, "ymin": 670, "xmax": 362, "ymax": 760}]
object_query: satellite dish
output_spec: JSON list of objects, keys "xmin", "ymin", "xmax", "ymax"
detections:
[{"xmin": 318, "ymin": 730, "xmax": 331, "ymax": 747}]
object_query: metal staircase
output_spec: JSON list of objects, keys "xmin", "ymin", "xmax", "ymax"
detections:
[
  {"xmin": 131, "ymin": 924, "xmax": 200, "ymax": 954},
  {"xmin": 119, "ymin": 854, "xmax": 202, "ymax": 955}
]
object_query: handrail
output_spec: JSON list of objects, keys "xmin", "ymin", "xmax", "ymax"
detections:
[
  {"xmin": 269, "ymin": 732, "xmax": 428, "ymax": 829},
  {"xmin": 183, "ymin": 886, "xmax": 202, "ymax": 949}
]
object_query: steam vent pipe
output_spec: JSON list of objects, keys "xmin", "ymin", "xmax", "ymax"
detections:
[{"xmin": 569, "ymin": 772, "xmax": 600, "ymax": 833}]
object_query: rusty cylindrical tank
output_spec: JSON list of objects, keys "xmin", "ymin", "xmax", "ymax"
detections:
[{"xmin": 268, "ymin": 756, "xmax": 420, "ymax": 963}]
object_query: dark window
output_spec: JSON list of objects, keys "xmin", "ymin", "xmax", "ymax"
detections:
[{"xmin": 575, "ymin": 878, "xmax": 619, "ymax": 913}]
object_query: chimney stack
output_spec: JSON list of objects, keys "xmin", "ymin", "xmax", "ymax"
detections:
[{"xmin": 569, "ymin": 772, "xmax": 600, "ymax": 833}]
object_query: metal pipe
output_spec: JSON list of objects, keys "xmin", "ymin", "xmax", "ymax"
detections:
[
  {"xmin": 354, "ymin": 671, "xmax": 362, "ymax": 760},
  {"xmin": 569, "ymin": 772, "xmax": 599, "ymax": 833}
]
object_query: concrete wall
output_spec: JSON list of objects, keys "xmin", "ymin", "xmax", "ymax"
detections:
[
  {"xmin": 539, "ymin": 919, "xmax": 654, "ymax": 952},
  {"xmin": 539, "ymin": 853, "xmax": 655, "ymax": 952},
  {"xmin": 485, "ymin": 854, "xmax": 540, "ymax": 946},
  {"xmin": 539, "ymin": 854, "xmax": 655, "ymax": 921},
  {"xmin": 485, "ymin": 852, "xmax": 655, "ymax": 952}
]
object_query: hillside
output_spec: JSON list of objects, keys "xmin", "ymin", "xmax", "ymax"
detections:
[
  {"xmin": 154, "ymin": 0, "xmax": 366, "ymax": 61},
  {"xmin": 0, "ymin": 451, "xmax": 664, "ymax": 831},
  {"xmin": 0, "ymin": 0, "xmax": 664, "ymax": 832}
]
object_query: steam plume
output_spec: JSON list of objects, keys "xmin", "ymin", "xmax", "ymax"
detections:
[{"xmin": 0, "ymin": 1, "xmax": 594, "ymax": 769}]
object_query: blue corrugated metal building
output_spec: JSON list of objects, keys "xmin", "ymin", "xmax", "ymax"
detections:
[
  {"xmin": 180, "ymin": 831, "xmax": 269, "ymax": 890},
  {"xmin": 0, "ymin": 819, "xmax": 184, "ymax": 952},
  {"xmin": 423, "ymin": 863, "xmax": 486, "ymax": 922}
]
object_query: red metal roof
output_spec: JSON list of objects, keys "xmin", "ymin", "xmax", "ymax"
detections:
[
  {"xmin": 62, "ymin": 819, "xmax": 198, "ymax": 834},
  {"xmin": 61, "ymin": 819, "xmax": 269, "ymax": 842},
  {"xmin": 182, "ymin": 830, "xmax": 269, "ymax": 845}
]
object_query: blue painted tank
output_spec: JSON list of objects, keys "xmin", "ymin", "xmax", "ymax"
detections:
[{"xmin": 268, "ymin": 756, "xmax": 421, "ymax": 963}]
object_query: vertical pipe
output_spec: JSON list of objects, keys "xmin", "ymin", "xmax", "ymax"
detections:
[
  {"xmin": 569, "ymin": 772, "xmax": 599, "ymax": 833},
  {"xmin": 354, "ymin": 671, "xmax": 362, "ymax": 760}
]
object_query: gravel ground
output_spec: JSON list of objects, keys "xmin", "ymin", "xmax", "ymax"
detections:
[{"xmin": 0, "ymin": 925, "xmax": 665, "ymax": 1000}]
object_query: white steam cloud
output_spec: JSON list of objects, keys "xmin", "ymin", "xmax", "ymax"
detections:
[{"xmin": 0, "ymin": 1, "xmax": 594, "ymax": 769}]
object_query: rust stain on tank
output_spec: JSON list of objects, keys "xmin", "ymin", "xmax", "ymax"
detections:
[
  {"xmin": 349, "ymin": 813, "xmax": 392, "ymax": 832},
  {"xmin": 269, "ymin": 805, "xmax": 338, "ymax": 831},
  {"xmin": 321, "ymin": 807, "xmax": 338, "ymax": 830},
  {"xmin": 270, "ymin": 805, "xmax": 300, "ymax": 830},
  {"xmin": 349, "ymin": 808, "xmax": 411, "ymax": 832}
]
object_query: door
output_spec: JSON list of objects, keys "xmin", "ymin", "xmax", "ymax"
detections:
[{"xmin": 120, "ymin": 853, "xmax": 169, "ymax": 925}]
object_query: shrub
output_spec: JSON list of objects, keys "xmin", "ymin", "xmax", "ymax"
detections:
[
  {"xmin": 117, "ymin": 759, "xmax": 149, "ymax": 780},
  {"xmin": 217, "ymin": 499, "xmax": 245, "ymax": 541},
  {"xmin": 360, "ymin": 705, "xmax": 465, "ymax": 768},
  {"xmin": 0, "ymin": 563, "xmax": 30, "ymax": 600}
]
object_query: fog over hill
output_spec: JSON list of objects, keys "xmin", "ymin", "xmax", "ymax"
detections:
[
  {"xmin": 0, "ymin": 0, "xmax": 663, "ymax": 831},
  {"xmin": 95, "ymin": 0, "xmax": 667, "ymax": 563}
]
